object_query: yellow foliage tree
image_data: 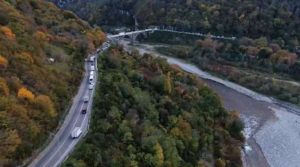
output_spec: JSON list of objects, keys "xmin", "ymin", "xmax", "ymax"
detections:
[
  {"xmin": 154, "ymin": 142, "xmax": 164, "ymax": 167},
  {"xmin": 19, "ymin": 52, "xmax": 34, "ymax": 64},
  {"xmin": 0, "ymin": 26, "xmax": 16, "ymax": 39},
  {"xmin": 96, "ymin": 29, "xmax": 107, "ymax": 44},
  {"xmin": 0, "ymin": 55, "xmax": 8, "ymax": 68},
  {"xmin": 35, "ymin": 95, "xmax": 57, "ymax": 117},
  {"xmin": 33, "ymin": 31, "xmax": 47, "ymax": 47},
  {"xmin": 0, "ymin": 129, "xmax": 21, "ymax": 165},
  {"xmin": 165, "ymin": 72, "xmax": 172, "ymax": 94},
  {"xmin": 215, "ymin": 158, "xmax": 226, "ymax": 167},
  {"xmin": 10, "ymin": 105, "xmax": 29, "ymax": 121},
  {"xmin": 34, "ymin": 31, "xmax": 47, "ymax": 41},
  {"xmin": 86, "ymin": 29, "xmax": 106, "ymax": 51},
  {"xmin": 18, "ymin": 87, "xmax": 34, "ymax": 101},
  {"xmin": 177, "ymin": 117, "xmax": 192, "ymax": 139},
  {"xmin": 0, "ymin": 77, "xmax": 9, "ymax": 96}
]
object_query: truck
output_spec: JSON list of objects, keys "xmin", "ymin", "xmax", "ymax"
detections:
[
  {"xmin": 83, "ymin": 95, "xmax": 89, "ymax": 103},
  {"xmin": 71, "ymin": 127, "xmax": 82, "ymax": 139}
]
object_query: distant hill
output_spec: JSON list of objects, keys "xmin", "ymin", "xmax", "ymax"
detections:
[
  {"xmin": 47, "ymin": 0, "xmax": 300, "ymax": 47},
  {"xmin": 0, "ymin": 0, "xmax": 105, "ymax": 166}
]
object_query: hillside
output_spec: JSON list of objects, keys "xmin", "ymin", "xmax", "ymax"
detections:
[
  {"xmin": 0, "ymin": 0, "xmax": 105, "ymax": 166},
  {"xmin": 63, "ymin": 47, "xmax": 244, "ymax": 167},
  {"xmin": 153, "ymin": 34, "xmax": 300, "ymax": 106},
  {"xmin": 48, "ymin": 0, "xmax": 300, "ymax": 47}
]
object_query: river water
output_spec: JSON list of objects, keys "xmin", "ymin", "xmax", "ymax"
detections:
[{"xmin": 120, "ymin": 40, "xmax": 300, "ymax": 167}]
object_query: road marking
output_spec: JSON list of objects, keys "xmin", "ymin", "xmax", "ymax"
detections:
[
  {"xmin": 52, "ymin": 62, "xmax": 97, "ymax": 167},
  {"xmin": 30, "ymin": 62, "xmax": 90, "ymax": 167},
  {"xmin": 42, "ymin": 81, "xmax": 90, "ymax": 167},
  {"xmin": 52, "ymin": 100, "xmax": 90, "ymax": 167},
  {"xmin": 31, "ymin": 48, "xmax": 104, "ymax": 167}
]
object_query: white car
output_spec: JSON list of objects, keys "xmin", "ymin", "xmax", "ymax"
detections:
[
  {"xmin": 90, "ymin": 66, "xmax": 95, "ymax": 71},
  {"xmin": 71, "ymin": 127, "xmax": 82, "ymax": 139},
  {"xmin": 83, "ymin": 95, "xmax": 89, "ymax": 103},
  {"xmin": 88, "ymin": 83, "xmax": 94, "ymax": 90}
]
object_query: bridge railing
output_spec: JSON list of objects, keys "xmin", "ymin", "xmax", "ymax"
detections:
[{"xmin": 107, "ymin": 28, "xmax": 237, "ymax": 41}]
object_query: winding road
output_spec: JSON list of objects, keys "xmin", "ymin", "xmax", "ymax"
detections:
[{"xmin": 29, "ymin": 43, "xmax": 108, "ymax": 167}]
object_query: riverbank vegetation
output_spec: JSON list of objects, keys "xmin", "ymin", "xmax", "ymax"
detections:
[
  {"xmin": 0, "ymin": 0, "xmax": 105, "ymax": 165},
  {"xmin": 154, "ymin": 35, "xmax": 300, "ymax": 106},
  {"xmin": 63, "ymin": 48, "xmax": 244, "ymax": 167}
]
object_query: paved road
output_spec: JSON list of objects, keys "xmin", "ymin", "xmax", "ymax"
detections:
[{"xmin": 29, "ymin": 43, "xmax": 109, "ymax": 167}]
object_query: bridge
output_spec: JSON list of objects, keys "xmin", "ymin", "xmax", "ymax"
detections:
[{"xmin": 107, "ymin": 28, "xmax": 237, "ymax": 44}]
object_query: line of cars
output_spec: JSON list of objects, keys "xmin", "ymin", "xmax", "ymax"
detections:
[
  {"xmin": 71, "ymin": 55, "xmax": 95, "ymax": 139},
  {"xmin": 71, "ymin": 42, "xmax": 110, "ymax": 139}
]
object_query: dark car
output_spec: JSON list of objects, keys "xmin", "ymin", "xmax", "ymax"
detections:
[{"xmin": 82, "ymin": 108, "xmax": 87, "ymax": 114}]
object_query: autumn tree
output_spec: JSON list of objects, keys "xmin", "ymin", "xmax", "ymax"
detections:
[
  {"xmin": 18, "ymin": 87, "xmax": 34, "ymax": 101},
  {"xmin": 165, "ymin": 72, "xmax": 172, "ymax": 94},
  {"xmin": 255, "ymin": 37, "xmax": 268, "ymax": 47},
  {"xmin": 0, "ymin": 26, "xmax": 16, "ymax": 39},
  {"xmin": 246, "ymin": 46, "xmax": 260, "ymax": 57},
  {"xmin": 270, "ymin": 50, "xmax": 298, "ymax": 65},
  {"xmin": 18, "ymin": 52, "xmax": 34, "ymax": 64},
  {"xmin": 63, "ymin": 10, "xmax": 77, "ymax": 19},
  {"xmin": 0, "ymin": 77, "xmax": 9, "ymax": 96},
  {"xmin": 177, "ymin": 117, "xmax": 192, "ymax": 140},
  {"xmin": 215, "ymin": 158, "xmax": 226, "ymax": 167},
  {"xmin": 196, "ymin": 37, "xmax": 218, "ymax": 54},
  {"xmin": 33, "ymin": 31, "xmax": 47, "ymax": 45},
  {"xmin": 0, "ymin": 55, "xmax": 8, "ymax": 68},
  {"xmin": 154, "ymin": 142, "xmax": 164, "ymax": 167},
  {"xmin": 0, "ymin": 129, "xmax": 21, "ymax": 165},
  {"xmin": 35, "ymin": 95, "xmax": 57, "ymax": 117}
]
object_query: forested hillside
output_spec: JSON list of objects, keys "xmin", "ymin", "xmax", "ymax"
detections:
[
  {"xmin": 153, "ymin": 33, "xmax": 300, "ymax": 105},
  {"xmin": 63, "ymin": 48, "xmax": 244, "ymax": 167},
  {"xmin": 48, "ymin": 0, "xmax": 300, "ymax": 47},
  {"xmin": 0, "ymin": 0, "xmax": 105, "ymax": 166}
]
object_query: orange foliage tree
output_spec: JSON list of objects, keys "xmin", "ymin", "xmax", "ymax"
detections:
[
  {"xmin": 0, "ymin": 26, "xmax": 16, "ymax": 39},
  {"xmin": 18, "ymin": 87, "xmax": 34, "ymax": 101},
  {"xmin": 0, "ymin": 55, "xmax": 8, "ymax": 68}
]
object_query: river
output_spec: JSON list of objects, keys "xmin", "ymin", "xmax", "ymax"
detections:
[{"xmin": 120, "ymin": 40, "xmax": 300, "ymax": 167}]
